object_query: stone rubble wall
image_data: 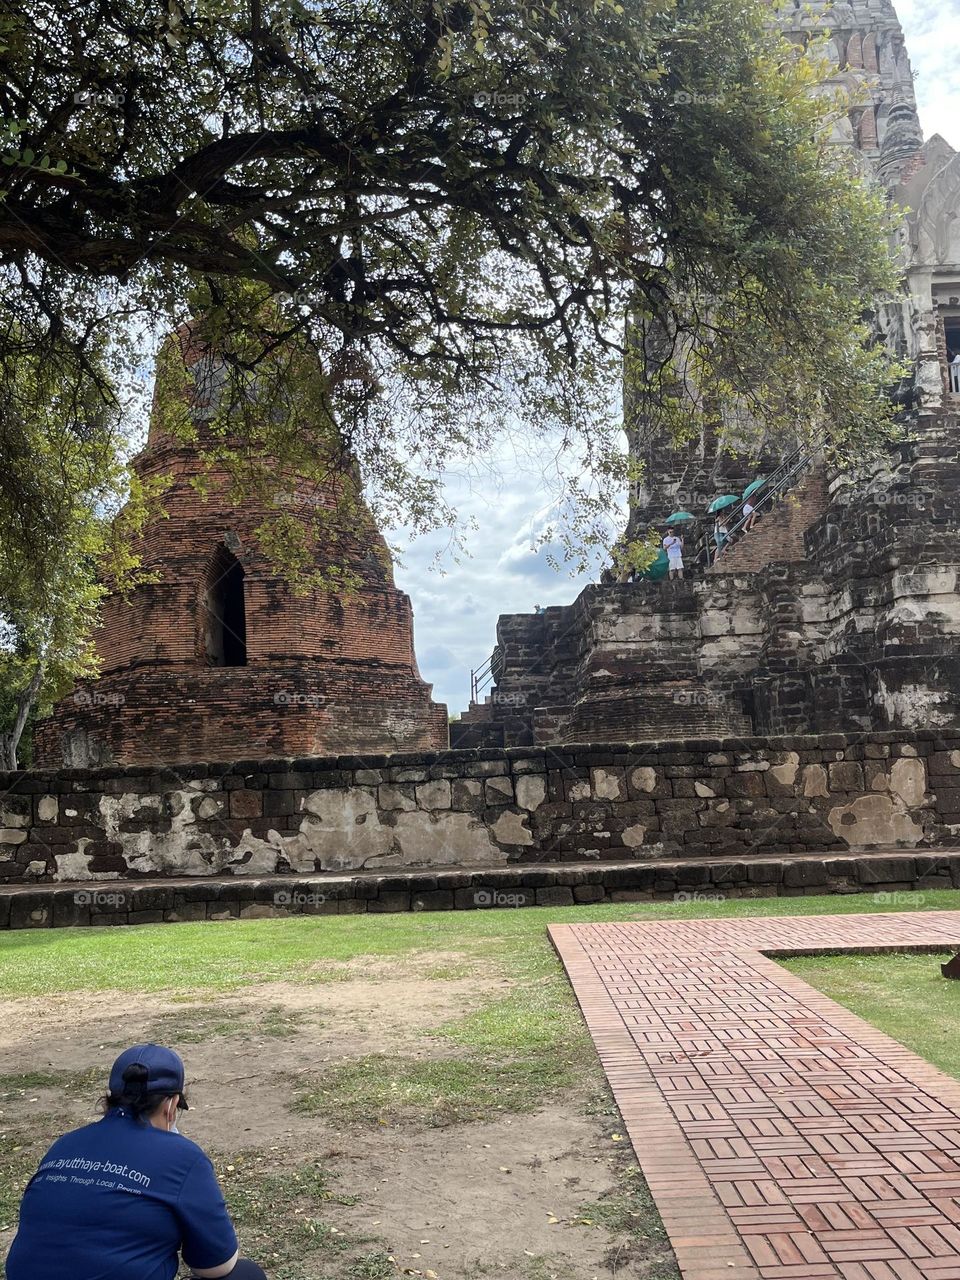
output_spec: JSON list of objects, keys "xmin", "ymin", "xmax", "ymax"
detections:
[{"xmin": 3, "ymin": 731, "xmax": 960, "ymax": 884}]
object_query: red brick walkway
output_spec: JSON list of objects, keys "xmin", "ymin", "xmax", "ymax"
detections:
[{"xmin": 550, "ymin": 912, "xmax": 960, "ymax": 1280}]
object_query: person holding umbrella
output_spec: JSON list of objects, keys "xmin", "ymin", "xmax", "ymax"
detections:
[
  {"xmin": 741, "ymin": 477, "xmax": 766, "ymax": 531},
  {"xmin": 707, "ymin": 495, "xmax": 740, "ymax": 562},
  {"xmin": 662, "ymin": 511, "xmax": 694, "ymax": 581}
]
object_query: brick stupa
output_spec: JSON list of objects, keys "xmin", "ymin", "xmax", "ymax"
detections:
[{"xmin": 35, "ymin": 332, "xmax": 448, "ymax": 767}]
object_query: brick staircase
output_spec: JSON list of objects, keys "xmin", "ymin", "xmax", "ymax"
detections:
[{"xmin": 710, "ymin": 465, "xmax": 829, "ymax": 573}]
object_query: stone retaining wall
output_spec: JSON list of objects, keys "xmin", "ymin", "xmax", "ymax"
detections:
[
  {"xmin": 2, "ymin": 852, "xmax": 958, "ymax": 929},
  {"xmin": 3, "ymin": 731, "xmax": 960, "ymax": 883}
]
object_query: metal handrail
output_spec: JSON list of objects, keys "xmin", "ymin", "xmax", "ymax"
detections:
[
  {"xmin": 710, "ymin": 445, "xmax": 812, "ymax": 561},
  {"xmin": 470, "ymin": 654, "xmax": 495, "ymax": 705}
]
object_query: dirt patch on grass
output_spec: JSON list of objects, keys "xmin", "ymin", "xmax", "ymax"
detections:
[{"xmin": 0, "ymin": 969, "xmax": 677, "ymax": 1280}]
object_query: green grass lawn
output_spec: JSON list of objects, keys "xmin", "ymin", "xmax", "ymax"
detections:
[
  {"xmin": 2, "ymin": 887, "xmax": 958, "ymax": 998},
  {"xmin": 0, "ymin": 892, "xmax": 752, "ymax": 1280},
  {"xmin": 2, "ymin": 889, "xmax": 958, "ymax": 1130},
  {"xmin": 2, "ymin": 889, "xmax": 960, "ymax": 1280},
  {"xmin": 780, "ymin": 950, "xmax": 960, "ymax": 1080}
]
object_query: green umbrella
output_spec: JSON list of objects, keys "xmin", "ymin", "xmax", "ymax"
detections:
[
  {"xmin": 742, "ymin": 477, "xmax": 767, "ymax": 500},
  {"xmin": 707, "ymin": 494, "xmax": 741, "ymax": 514},
  {"xmin": 664, "ymin": 510, "xmax": 696, "ymax": 525},
  {"xmin": 639, "ymin": 549, "xmax": 669, "ymax": 580}
]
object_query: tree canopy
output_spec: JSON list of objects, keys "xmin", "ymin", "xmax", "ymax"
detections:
[
  {"xmin": 0, "ymin": 337, "xmax": 157, "ymax": 766},
  {"xmin": 0, "ymin": 0, "xmax": 901, "ymax": 581}
]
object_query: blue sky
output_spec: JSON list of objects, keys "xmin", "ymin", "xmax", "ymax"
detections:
[{"xmin": 394, "ymin": 0, "xmax": 960, "ymax": 717}]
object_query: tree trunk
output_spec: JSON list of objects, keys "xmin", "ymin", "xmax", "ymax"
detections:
[{"xmin": 1, "ymin": 664, "xmax": 43, "ymax": 770}]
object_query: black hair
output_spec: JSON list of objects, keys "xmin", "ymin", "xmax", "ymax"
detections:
[{"xmin": 101, "ymin": 1063, "xmax": 187, "ymax": 1123}]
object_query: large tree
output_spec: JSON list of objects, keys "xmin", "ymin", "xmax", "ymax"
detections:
[
  {"xmin": 0, "ymin": 343, "xmax": 155, "ymax": 767},
  {"xmin": 0, "ymin": 0, "xmax": 900, "ymax": 582}
]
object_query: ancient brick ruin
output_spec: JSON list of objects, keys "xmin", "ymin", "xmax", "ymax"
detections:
[
  {"xmin": 34, "ymin": 332, "xmax": 448, "ymax": 767},
  {"xmin": 455, "ymin": 0, "xmax": 960, "ymax": 751}
]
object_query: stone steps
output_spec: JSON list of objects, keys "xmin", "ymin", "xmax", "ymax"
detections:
[{"xmin": 3, "ymin": 851, "xmax": 957, "ymax": 929}]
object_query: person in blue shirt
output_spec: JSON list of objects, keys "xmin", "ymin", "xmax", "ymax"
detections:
[{"xmin": 6, "ymin": 1043, "xmax": 268, "ymax": 1280}]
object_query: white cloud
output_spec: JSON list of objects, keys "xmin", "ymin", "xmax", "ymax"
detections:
[
  {"xmin": 898, "ymin": 0, "xmax": 960, "ymax": 147},
  {"xmin": 394, "ymin": 440, "xmax": 602, "ymax": 715}
]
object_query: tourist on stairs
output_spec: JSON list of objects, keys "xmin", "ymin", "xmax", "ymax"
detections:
[
  {"xmin": 5, "ymin": 1044, "xmax": 268, "ymax": 1280},
  {"xmin": 663, "ymin": 530, "xmax": 684, "ymax": 579}
]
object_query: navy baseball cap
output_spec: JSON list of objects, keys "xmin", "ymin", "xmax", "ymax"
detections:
[{"xmin": 109, "ymin": 1044, "xmax": 189, "ymax": 1108}]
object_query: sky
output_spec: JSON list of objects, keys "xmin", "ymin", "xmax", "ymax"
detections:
[{"xmin": 393, "ymin": 0, "xmax": 960, "ymax": 718}]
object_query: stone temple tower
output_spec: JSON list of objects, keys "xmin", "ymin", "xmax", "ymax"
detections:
[
  {"xmin": 627, "ymin": 0, "xmax": 930, "ymax": 532},
  {"xmin": 35, "ymin": 330, "xmax": 448, "ymax": 767}
]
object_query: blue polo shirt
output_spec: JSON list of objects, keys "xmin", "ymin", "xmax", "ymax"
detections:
[{"xmin": 6, "ymin": 1109, "xmax": 238, "ymax": 1280}]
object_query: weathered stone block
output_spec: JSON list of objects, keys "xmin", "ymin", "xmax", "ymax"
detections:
[
  {"xmin": 416, "ymin": 779, "xmax": 452, "ymax": 810},
  {"xmin": 928, "ymin": 751, "xmax": 960, "ymax": 776},
  {"xmin": 368, "ymin": 891, "xmax": 412, "ymax": 913},
  {"xmin": 35, "ymin": 795, "xmax": 59, "ymax": 823},
  {"xmin": 515, "ymin": 775, "xmax": 547, "ymax": 811},
  {"xmin": 263, "ymin": 789, "xmax": 296, "ymax": 817},
  {"xmin": 535, "ymin": 886, "xmax": 574, "ymax": 906},
  {"xmin": 463, "ymin": 761, "xmax": 508, "ymax": 777},
  {"xmin": 336, "ymin": 898, "xmax": 368, "ymax": 914},
  {"xmin": 829, "ymin": 761, "xmax": 865, "ymax": 791},
  {"xmin": 412, "ymin": 889, "xmax": 454, "ymax": 911},
  {"xmin": 783, "ymin": 860, "xmax": 829, "ymax": 887},
  {"xmin": 857, "ymin": 857, "xmax": 916, "ymax": 884},
  {"xmin": 355, "ymin": 769, "xmax": 383, "ymax": 786},
  {"xmin": 592, "ymin": 767, "xmax": 626, "ymax": 800},
  {"xmin": 726, "ymin": 773, "xmax": 765, "ymax": 799},
  {"xmin": 379, "ymin": 784, "xmax": 416, "ymax": 812},
  {"xmin": 229, "ymin": 789, "xmax": 263, "ymax": 819},
  {"xmin": 573, "ymin": 884, "xmax": 606, "ymax": 903},
  {"xmin": 484, "ymin": 776, "xmax": 514, "ymax": 806}
]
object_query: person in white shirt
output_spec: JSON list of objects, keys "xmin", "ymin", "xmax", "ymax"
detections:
[
  {"xmin": 663, "ymin": 532, "xmax": 684, "ymax": 580},
  {"xmin": 742, "ymin": 499, "xmax": 757, "ymax": 530}
]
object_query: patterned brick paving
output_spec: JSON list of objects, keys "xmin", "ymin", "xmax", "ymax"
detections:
[{"xmin": 549, "ymin": 912, "xmax": 960, "ymax": 1280}]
